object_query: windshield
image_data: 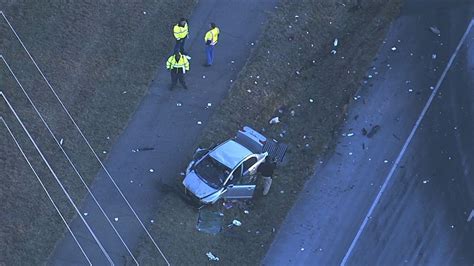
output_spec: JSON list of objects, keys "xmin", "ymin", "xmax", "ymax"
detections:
[{"xmin": 194, "ymin": 155, "xmax": 231, "ymax": 189}]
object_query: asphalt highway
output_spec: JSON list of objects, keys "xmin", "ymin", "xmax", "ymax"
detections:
[{"xmin": 264, "ymin": 0, "xmax": 474, "ymax": 265}]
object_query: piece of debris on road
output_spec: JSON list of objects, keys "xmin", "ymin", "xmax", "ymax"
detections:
[
  {"xmin": 429, "ymin": 26, "xmax": 441, "ymax": 36},
  {"xmin": 206, "ymin": 252, "xmax": 220, "ymax": 261}
]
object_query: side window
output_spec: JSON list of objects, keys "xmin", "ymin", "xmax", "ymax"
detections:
[
  {"xmin": 231, "ymin": 164, "xmax": 243, "ymax": 183},
  {"xmin": 243, "ymin": 157, "xmax": 258, "ymax": 173}
]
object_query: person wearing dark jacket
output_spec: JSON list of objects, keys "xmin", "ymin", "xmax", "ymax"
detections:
[{"xmin": 257, "ymin": 157, "xmax": 277, "ymax": 196}]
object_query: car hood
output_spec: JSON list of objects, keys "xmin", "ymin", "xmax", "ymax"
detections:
[{"xmin": 182, "ymin": 170, "xmax": 219, "ymax": 199}]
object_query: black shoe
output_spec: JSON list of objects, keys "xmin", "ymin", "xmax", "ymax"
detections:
[{"xmin": 203, "ymin": 63, "xmax": 211, "ymax": 67}]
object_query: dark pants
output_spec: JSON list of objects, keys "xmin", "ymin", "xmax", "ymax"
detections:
[
  {"xmin": 174, "ymin": 38, "xmax": 186, "ymax": 54},
  {"xmin": 170, "ymin": 69, "xmax": 187, "ymax": 89},
  {"xmin": 206, "ymin": 45, "xmax": 215, "ymax": 65}
]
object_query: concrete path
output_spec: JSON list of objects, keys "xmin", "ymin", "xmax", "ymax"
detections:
[
  {"xmin": 264, "ymin": 0, "xmax": 474, "ymax": 265},
  {"xmin": 49, "ymin": 0, "xmax": 277, "ymax": 265}
]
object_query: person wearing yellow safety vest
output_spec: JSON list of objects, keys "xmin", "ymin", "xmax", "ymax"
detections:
[
  {"xmin": 204, "ymin": 22, "xmax": 220, "ymax": 66},
  {"xmin": 173, "ymin": 18, "xmax": 189, "ymax": 55},
  {"xmin": 166, "ymin": 51, "xmax": 190, "ymax": 90}
]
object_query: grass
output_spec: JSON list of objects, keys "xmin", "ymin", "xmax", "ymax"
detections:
[
  {"xmin": 0, "ymin": 1, "xmax": 196, "ymax": 264},
  {"xmin": 136, "ymin": 0, "xmax": 402, "ymax": 264}
]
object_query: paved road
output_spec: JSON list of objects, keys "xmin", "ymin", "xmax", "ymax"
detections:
[
  {"xmin": 264, "ymin": 0, "xmax": 474, "ymax": 265},
  {"xmin": 49, "ymin": 0, "xmax": 277, "ymax": 265}
]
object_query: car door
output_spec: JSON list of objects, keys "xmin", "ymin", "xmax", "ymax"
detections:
[{"xmin": 223, "ymin": 159, "xmax": 257, "ymax": 199}]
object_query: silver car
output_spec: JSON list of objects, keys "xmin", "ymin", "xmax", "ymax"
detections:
[{"xmin": 183, "ymin": 127, "xmax": 271, "ymax": 205}]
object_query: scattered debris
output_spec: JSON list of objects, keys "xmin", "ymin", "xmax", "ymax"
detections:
[
  {"xmin": 301, "ymin": 247, "xmax": 305, "ymax": 251},
  {"xmin": 176, "ymin": 102, "xmax": 182, "ymax": 107},
  {"xmin": 180, "ymin": 172, "xmax": 185, "ymax": 176},
  {"xmin": 429, "ymin": 26, "xmax": 441, "ymax": 36},
  {"xmin": 206, "ymin": 252, "xmax": 220, "ymax": 261},
  {"xmin": 432, "ymin": 54, "xmax": 437, "ymax": 60},
  {"xmin": 331, "ymin": 49, "xmax": 337, "ymax": 55},
  {"xmin": 408, "ymin": 88, "xmax": 413, "ymax": 93},
  {"xmin": 309, "ymin": 98, "xmax": 314, "ymax": 103},
  {"xmin": 102, "ymin": 151, "xmax": 107, "ymax": 154},
  {"xmin": 83, "ymin": 212, "xmax": 88, "ymax": 216},
  {"xmin": 290, "ymin": 110, "xmax": 295, "ymax": 116},
  {"xmin": 197, "ymin": 121, "xmax": 202, "ymax": 125},
  {"xmin": 383, "ymin": 160, "xmax": 389, "ymax": 163},
  {"xmin": 346, "ymin": 132, "xmax": 354, "ymax": 137},
  {"xmin": 202, "ymin": 75, "xmax": 206, "ymax": 79},
  {"xmin": 122, "ymin": 91, "xmax": 127, "ymax": 94},
  {"xmin": 149, "ymin": 169, "xmax": 154, "ymax": 173},
  {"xmin": 207, "ymin": 103, "xmax": 212, "ymax": 107},
  {"xmin": 450, "ymin": 224, "xmax": 455, "ymax": 229},
  {"xmin": 136, "ymin": 147, "xmax": 154, "ymax": 152},
  {"xmin": 269, "ymin": 117, "xmax": 280, "ymax": 124},
  {"xmin": 197, "ymin": 210, "xmax": 224, "ymax": 235},
  {"xmin": 366, "ymin": 125, "xmax": 380, "ymax": 138},
  {"xmin": 59, "ymin": 138, "xmax": 64, "ymax": 145},
  {"xmin": 333, "ymin": 38, "xmax": 338, "ymax": 47},
  {"xmin": 232, "ymin": 219, "xmax": 242, "ymax": 227},
  {"xmin": 422, "ymin": 179, "xmax": 430, "ymax": 184},
  {"xmin": 151, "ymin": 219, "xmax": 154, "ymax": 223},
  {"xmin": 391, "ymin": 46, "xmax": 397, "ymax": 51},
  {"xmin": 143, "ymin": 11, "xmax": 147, "ymax": 15},
  {"xmin": 106, "ymin": 136, "xmax": 110, "ymax": 140},
  {"xmin": 244, "ymin": 210, "xmax": 249, "ymax": 214},
  {"xmin": 223, "ymin": 201, "xmax": 233, "ymax": 209},
  {"xmin": 467, "ymin": 209, "xmax": 474, "ymax": 222},
  {"xmin": 114, "ymin": 217, "xmax": 119, "ymax": 222}
]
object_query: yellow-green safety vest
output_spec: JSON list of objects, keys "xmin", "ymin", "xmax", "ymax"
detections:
[
  {"xmin": 174, "ymin": 23, "xmax": 189, "ymax": 40},
  {"xmin": 204, "ymin": 27, "xmax": 220, "ymax": 45},
  {"xmin": 166, "ymin": 54, "xmax": 190, "ymax": 73}
]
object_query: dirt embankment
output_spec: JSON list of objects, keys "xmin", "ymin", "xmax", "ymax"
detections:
[
  {"xmin": 0, "ymin": 1, "xmax": 196, "ymax": 264},
  {"xmin": 137, "ymin": 0, "xmax": 402, "ymax": 265}
]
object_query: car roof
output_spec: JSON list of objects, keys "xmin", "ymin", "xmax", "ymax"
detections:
[{"xmin": 209, "ymin": 140, "xmax": 253, "ymax": 169}]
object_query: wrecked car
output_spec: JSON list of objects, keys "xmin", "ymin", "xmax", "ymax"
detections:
[{"xmin": 183, "ymin": 126, "xmax": 287, "ymax": 205}]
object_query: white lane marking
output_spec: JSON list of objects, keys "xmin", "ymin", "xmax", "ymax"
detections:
[
  {"xmin": 0, "ymin": 56, "xmax": 138, "ymax": 265},
  {"xmin": 468, "ymin": 209, "xmax": 474, "ymax": 222},
  {"xmin": 341, "ymin": 18, "xmax": 474, "ymax": 265},
  {"xmin": 0, "ymin": 93, "xmax": 114, "ymax": 265},
  {"xmin": 0, "ymin": 117, "xmax": 92, "ymax": 266},
  {"xmin": 0, "ymin": 11, "xmax": 169, "ymax": 265}
]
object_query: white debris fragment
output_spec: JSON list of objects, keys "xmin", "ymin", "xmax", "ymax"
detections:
[
  {"xmin": 176, "ymin": 102, "xmax": 182, "ymax": 107},
  {"xmin": 348, "ymin": 152, "xmax": 353, "ymax": 156},
  {"xmin": 467, "ymin": 209, "xmax": 474, "ymax": 222},
  {"xmin": 197, "ymin": 121, "xmax": 202, "ymax": 125},
  {"xmin": 429, "ymin": 26, "xmax": 441, "ymax": 35},
  {"xmin": 408, "ymin": 88, "xmax": 413, "ymax": 92},
  {"xmin": 244, "ymin": 210, "xmax": 249, "ymax": 214},
  {"xmin": 269, "ymin": 117, "xmax": 280, "ymax": 124},
  {"xmin": 83, "ymin": 212, "xmax": 88, "ymax": 216},
  {"xmin": 202, "ymin": 75, "xmax": 206, "ymax": 79},
  {"xmin": 295, "ymin": 70, "xmax": 300, "ymax": 75},
  {"xmin": 207, "ymin": 103, "xmax": 212, "ymax": 107},
  {"xmin": 102, "ymin": 151, "xmax": 107, "ymax": 154},
  {"xmin": 384, "ymin": 160, "xmax": 389, "ymax": 163},
  {"xmin": 450, "ymin": 224, "xmax": 455, "ymax": 229},
  {"xmin": 301, "ymin": 247, "xmax": 305, "ymax": 251},
  {"xmin": 347, "ymin": 133, "xmax": 354, "ymax": 137},
  {"xmin": 422, "ymin": 179, "xmax": 430, "ymax": 184},
  {"xmin": 432, "ymin": 54, "xmax": 437, "ymax": 59},
  {"xmin": 231, "ymin": 60, "xmax": 235, "ymax": 64},
  {"xmin": 391, "ymin": 46, "xmax": 397, "ymax": 51},
  {"xmin": 291, "ymin": 110, "xmax": 295, "ymax": 116},
  {"xmin": 143, "ymin": 11, "xmax": 147, "ymax": 14},
  {"xmin": 333, "ymin": 38, "xmax": 338, "ymax": 47},
  {"xmin": 130, "ymin": 180, "xmax": 134, "ymax": 183},
  {"xmin": 60, "ymin": 138, "xmax": 64, "ymax": 145},
  {"xmin": 368, "ymin": 75, "xmax": 373, "ymax": 79},
  {"xmin": 295, "ymin": 15, "xmax": 299, "ymax": 18},
  {"xmin": 132, "ymin": 149, "xmax": 136, "ymax": 153},
  {"xmin": 331, "ymin": 49, "xmax": 337, "ymax": 55},
  {"xmin": 247, "ymin": 89, "xmax": 252, "ymax": 93},
  {"xmin": 309, "ymin": 98, "xmax": 314, "ymax": 103},
  {"xmin": 114, "ymin": 217, "xmax": 119, "ymax": 222},
  {"xmin": 149, "ymin": 169, "xmax": 154, "ymax": 173},
  {"xmin": 122, "ymin": 91, "xmax": 127, "ymax": 94},
  {"xmin": 151, "ymin": 219, "xmax": 154, "ymax": 223},
  {"xmin": 251, "ymin": 42, "xmax": 255, "ymax": 46},
  {"xmin": 180, "ymin": 172, "xmax": 185, "ymax": 176},
  {"xmin": 206, "ymin": 252, "xmax": 220, "ymax": 261},
  {"xmin": 430, "ymin": 86, "xmax": 435, "ymax": 90},
  {"xmin": 232, "ymin": 219, "xmax": 242, "ymax": 226},
  {"xmin": 106, "ymin": 136, "xmax": 110, "ymax": 140}
]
